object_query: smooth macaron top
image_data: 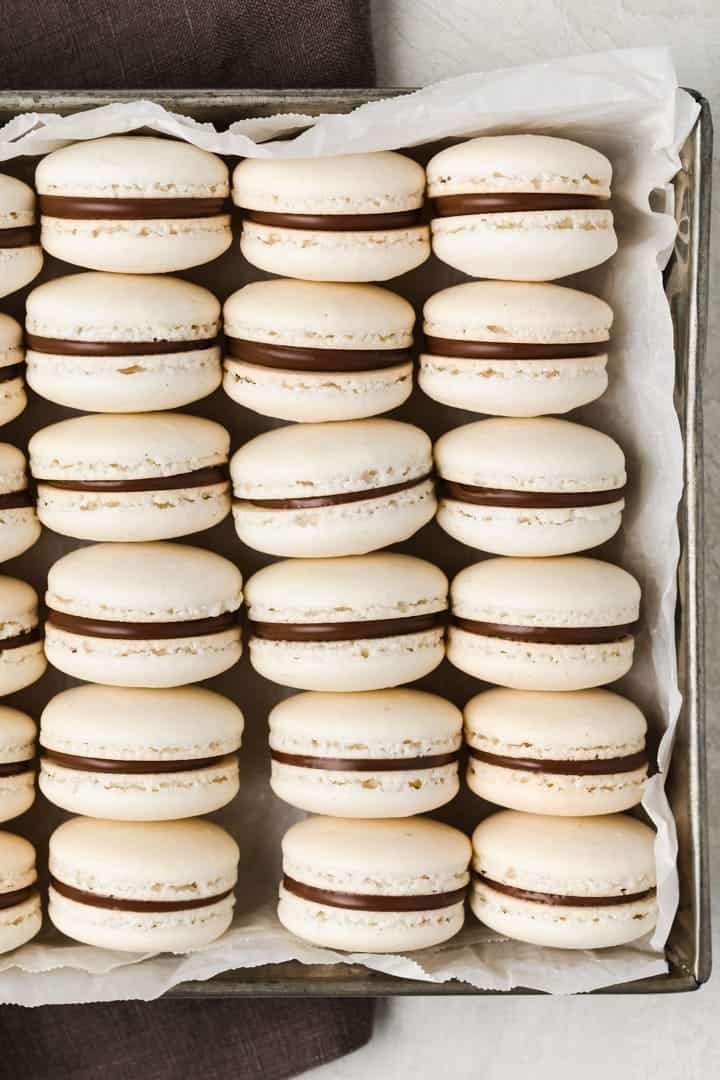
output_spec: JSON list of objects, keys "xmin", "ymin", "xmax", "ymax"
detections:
[
  {"xmin": 0, "ymin": 314, "xmax": 23, "ymax": 366},
  {"xmin": 246, "ymin": 554, "xmax": 447, "ymax": 624},
  {"xmin": 423, "ymin": 281, "xmax": 613, "ymax": 345},
  {"xmin": 50, "ymin": 817, "xmax": 239, "ymax": 901},
  {"xmin": 30, "ymin": 412, "xmax": 230, "ymax": 482},
  {"xmin": 233, "ymin": 152, "xmax": 426, "ymax": 213},
  {"xmin": 0, "ymin": 577, "xmax": 40, "ymax": 633},
  {"xmin": 426, "ymin": 135, "xmax": 612, "ymax": 199},
  {"xmin": 0, "ymin": 830, "xmax": 37, "ymax": 893},
  {"xmin": 0, "ymin": 174, "xmax": 36, "ymax": 227},
  {"xmin": 231, "ymin": 419, "xmax": 432, "ymax": 501},
  {"xmin": 435, "ymin": 418, "xmax": 625, "ymax": 493},
  {"xmin": 25, "ymin": 273, "xmax": 221, "ymax": 345},
  {"xmin": 451, "ymin": 557, "xmax": 640, "ymax": 628},
  {"xmin": 46, "ymin": 542, "xmax": 243, "ymax": 622},
  {"xmin": 40, "ymin": 684, "xmax": 243, "ymax": 760},
  {"xmin": 0, "ymin": 706, "xmax": 36, "ymax": 763},
  {"xmin": 35, "ymin": 136, "xmax": 229, "ymax": 199},
  {"xmin": 472, "ymin": 811, "xmax": 655, "ymax": 897},
  {"xmin": 224, "ymin": 279, "xmax": 415, "ymax": 350},
  {"xmin": 270, "ymin": 689, "xmax": 462, "ymax": 759},
  {"xmin": 0, "ymin": 444, "xmax": 29, "ymax": 495},
  {"xmin": 282, "ymin": 816, "xmax": 471, "ymax": 894}
]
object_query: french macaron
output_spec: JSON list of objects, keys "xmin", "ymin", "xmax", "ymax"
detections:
[
  {"xmin": 44, "ymin": 542, "xmax": 242, "ymax": 688},
  {"xmin": 0, "ymin": 174, "xmax": 43, "ymax": 298},
  {"xmin": 25, "ymin": 272, "xmax": 222, "ymax": 413},
  {"xmin": 278, "ymin": 816, "xmax": 471, "ymax": 953},
  {"xmin": 233, "ymin": 152, "xmax": 429, "ymax": 281},
  {"xmin": 427, "ymin": 134, "xmax": 617, "ymax": 280},
  {"xmin": 49, "ymin": 817, "xmax": 239, "ymax": 952},
  {"xmin": 0, "ymin": 831, "xmax": 41, "ymax": 952},
  {"xmin": 448, "ymin": 556, "xmax": 640, "ymax": 691},
  {"xmin": 434, "ymin": 417, "xmax": 626, "ymax": 556},
  {"xmin": 269, "ymin": 689, "xmax": 462, "ymax": 817},
  {"xmin": 40, "ymin": 684, "xmax": 243, "ymax": 821},
  {"xmin": 230, "ymin": 419, "xmax": 435, "ymax": 558},
  {"xmin": 223, "ymin": 279, "xmax": 415, "ymax": 422},
  {"xmin": 419, "ymin": 281, "xmax": 613, "ymax": 417},
  {"xmin": 29, "ymin": 412, "xmax": 230, "ymax": 543},
  {"xmin": 245, "ymin": 553, "xmax": 448, "ymax": 692},
  {"xmin": 0, "ymin": 314, "xmax": 27, "ymax": 427},
  {"xmin": 470, "ymin": 811, "xmax": 657, "ymax": 949},
  {"xmin": 464, "ymin": 687, "xmax": 648, "ymax": 815},
  {"xmin": 0, "ymin": 444, "xmax": 40, "ymax": 561},
  {"xmin": 36, "ymin": 136, "xmax": 231, "ymax": 273},
  {"xmin": 0, "ymin": 577, "xmax": 45, "ymax": 695},
  {"xmin": 0, "ymin": 707, "xmax": 36, "ymax": 822}
]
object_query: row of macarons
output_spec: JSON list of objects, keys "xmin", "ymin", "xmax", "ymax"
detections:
[
  {"xmin": 0, "ymin": 273, "xmax": 614, "ymax": 426},
  {"xmin": 0, "ymin": 133, "xmax": 617, "ymax": 288}
]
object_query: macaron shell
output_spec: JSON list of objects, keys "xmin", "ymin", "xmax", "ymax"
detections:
[
  {"xmin": 0, "ymin": 508, "xmax": 41, "ymax": 562},
  {"xmin": 0, "ymin": 246, "xmax": 43, "ymax": 300},
  {"xmin": 0, "ymin": 893, "xmax": 42, "ymax": 953},
  {"xmin": 0, "ymin": 773, "xmax": 35, "ymax": 823},
  {"xmin": 466, "ymin": 758, "xmax": 646, "ymax": 816},
  {"xmin": 0, "ymin": 378, "xmax": 27, "ymax": 427}
]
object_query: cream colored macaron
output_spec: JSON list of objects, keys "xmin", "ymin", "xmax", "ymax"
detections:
[
  {"xmin": 223, "ymin": 279, "xmax": 415, "ymax": 422},
  {"xmin": 0, "ymin": 174, "xmax": 43, "ymax": 299},
  {"xmin": 269, "ymin": 689, "xmax": 462, "ymax": 817},
  {"xmin": 233, "ymin": 152, "xmax": 429, "ymax": 281},
  {"xmin": 30, "ymin": 412, "xmax": 230, "ymax": 542},
  {"xmin": 449, "ymin": 556, "xmax": 640, "ymax": 691},
  {"xmin": 36, "ymin": 136, "xmax": 231, "ymax": 273},
  {"xmin": 428, "ymin": 135, "xmax": 617, "ymax": 280},
  {"xmin": 0, "ymin": 707, "xmax": 36, "ymax": 823},
  {"xmin": 0, "ymin": 577, "xmax": 45, "ymax": 695},
  {"xmin": 470, "ymin": 811, "xmax": 657, "ymax": 949},
  {"xmin": 231, "ymin": 419, "xmax": 435, "ymax": 557},
  {"xmin": 434, "ymin": 418, "xmax": 626, "ymax": 556},
  {"xmin": 419, "ymin": 282, "xmax": 613, "ymax": 416},
  {"xmin": 465, "ymin": 688, "xmax": 647, "ymax": 815},
  {"xmin": 0, "ymin": 315, "xmax": 26, "ymax": 427},
  {"xmin": 0, "ymin": 444, "xmax": 40, "ymax": 562},
  {"xmin": 26, "ymin": 272, "xmax": 223, "ymax": 412},
  {"xmin": 0, "ymin": 831, "xmax": 41, "ymax": 952}
]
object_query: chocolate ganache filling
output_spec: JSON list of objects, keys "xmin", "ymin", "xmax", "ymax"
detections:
[
  {"xmin": 26, "ymin": 334, "xmax": 220, "ymax": 357},
  {"xmin": 39, "ymin": 465, "xmax": 228, "ymax": 494},
  {"xmin": 467, "ymin": 746, "xmax": 647, "ymax": 775},
  {"xmin": 0, "ymin": 758, "xmax": 35, "ymax": 777},
  {"xmin": 472, "ymin": 872, "xmax": 655, "ymax": 908},
  {"xmin": 282, "ymin": 876, "xmax": 467, "ymax": 911},
  {"xmin": 49, "ymin": 876, "xmax": 234, "ymax": 912},
  {"xmin": 432, "ymin": 193, "xmax": 609, "ymax": 216},
  {"xmin": 0, "ymin": 489, "xmax": 33, "ymax": 510},
  {"xmin": 46, "ymin": 610, "xmax": 237, "ymax": 640},
  {"xmin": 0, "ymin": 363, "xmax": 25, "ymax": 383},
  {"xmin": 271, "ymin": 749, "xmax": 459, "ymax": 771},
  {"xmin": 0, "ymin": 626, "xmax": 42, "ymax": 651},
  {"xmin": 252, "ymin": 610, "xmax": 446, "ymax": 643},
  {"xmin": 0, "ymin": 884, "xmax": 37, "ymax": 909},
  {"xmin": 440, "ymin": 480, "xmax": 625, "ymax": 509},
  {"xmin": 39, "ymin": 196, "xmax": 229, "ymax": 220},
  {"xmin": 451, "ymin": 617, "xmax": 637, "ymax": 646},
  {"xmin": 423, "ymin": 337, "xmax": 607, "ymax": 361},
  {"xmin": 243, "ymin": 208, "xmax": 423, "ymax": 232},
  {"xmin": 0, "ymin": 226, "xmax": 37, "ymax": 248},
  {"xmin": 225, "ymin": 337, "xmax": 413, "ymax": 373},
  {"xmin": 241, "ymin": 474, "xmax": 432, "ymax": 510},
  {"xmin": 42, "ymin": 749, "xmax": 234, "ymax": 774}
]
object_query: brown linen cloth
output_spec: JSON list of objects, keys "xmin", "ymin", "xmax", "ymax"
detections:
[{"xmin": 0, "ymin": 1, "xmax": 376, "ymax": 1076}]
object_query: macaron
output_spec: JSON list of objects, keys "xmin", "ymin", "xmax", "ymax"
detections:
[
  {"xmin": 434, "ymin": 418, "xmax": 626, "ymax": 556},
  {"xmin": 0, "ymin": 831, "xmax": 41, "ymax": 952},
  {"xmin": 0, "ymin": 174, "xmax": 43, "ymax": 299},
  {"xmin": 49, "ymin": 817, "xmax": 239, "ymax": 952},
  {"xmin": 223, "ymin": 279, "xmax": 415, "ymax": 422},
  {"xmin": 0, "ymin": 444, "xmax": 40, "ymax": 561},
  {"xmin": 30, "ymin": 412, "xmax": 230, "ymax": 542},
  {"xmin": 44, "ymin": 542, "xmax": 242, "ymax": 688},
  {"xmin": 470, "ymin": 811, "xmax": 657, "ymax": 948},
  {"xmin": 269, "ymin": 689, "xmax": 462, "ymax": 817},
  {"xmin": 278, "ymin": 816, "xmax": 471, "ymax": 953},
  {"xmin": 36, "ymin": 136, "xmax": 232, "ymax": 273},
  {"xmin": 233, "ymin": 152, "xmax": 429, "ymax": 281},
  {"xmin": 464, "ymin": 688, "xmax": 648, "ymax": 815},
  {"xmin": 25, "ymin": 272, "xmax": 222, "ymax": 412},
  {"xmin": 419, "ymin": 281, "xmax": 613, "ymax": 416},
  {"xmin": 448, "ymin": 556, "xmax": 640, "ymax": 691},
  {"xmin": 0, "ymin": 707, "xmax": 36, "ymax": 823},
  {"xmin": 245, "ymin": 553, "xmax": 448, "ymax": 692},
  {"xmin": 40, "ymin": 684, "xmax": 243, "ymax": 820},
  {"xmin": 0, "ymin": 314, "xmax": 27, "ymax": 427},
  {"xmin": 427, "ymin": 135, "xmax": 617, "ymax": 280},
  {"xmin": 0, "ymin": 577, "xmax": 45, "ymax": 695},
  {"xmin": 230, "ymin": 419, "xmax": 435, "ymax": 558}
]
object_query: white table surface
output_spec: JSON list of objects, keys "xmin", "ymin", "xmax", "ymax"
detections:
[{"xmin": 308, "ymin": 2, "xmax": 720, "ymax": 1075}]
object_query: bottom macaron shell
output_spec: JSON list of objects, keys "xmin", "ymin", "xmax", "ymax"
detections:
[
  {"xmin": 49, "ymin": 887, "xmax": 235, "ymax": 953},
  {"xmin": 470, "ymin": 879, "xmax": 657, "ymax": 949},
  {"xmin": 250, "ymin": 630, "xmax": 445, "ymax": 692},
  {"xmin": 0, "ymin": 771, "xmax": 36, "ymax": 823},
  {"xmin": 0, "ymin": 892, "xmax": 42, "ymax": 953},
  {"xmin": 0, "ymin": 378, "xmax": 26, "ymax": 427},
  {"xmin": 278, "ymin": 885, "xmax": 465, "ymax": 953},
  {"xmin": 0, "ymin": 509, "xmax": 41, "ymax": 562},
  {"xmin": 448, "ymin": 627, "xmax": 634, "ymax": 691},
  {"xmin": 44, "ymin": 627, "xmax": 242, "ymax": 689},
  {"xmin": 466, "ymin": 759, "xmax": 647, "ymax": 816},
  {"xmin": 223, "ymin": 360, "xmax": 413, "ymax": 423},
  {"xmin": 0, "ymin": 641, "xmax": 46, "ymax": 695},
  {"xmin": 0, "ymin": 245, "xmax": 43, "ymax": 300},
  {"xmin": 40, "ymin": 757, "xmax": 239, "ymax": 821}
]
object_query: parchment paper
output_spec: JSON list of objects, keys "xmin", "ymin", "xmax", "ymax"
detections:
[{"xmin": 0, "ymin": 46, "xmax": 699, "ymax": 1002}]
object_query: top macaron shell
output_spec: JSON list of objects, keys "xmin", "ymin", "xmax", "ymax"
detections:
[
  {"xmin": 30, "ymin": 412, "xmax": 231, "ymax": 542},
  {"xmin": 427, "ymin": 135, "xmax": 617, "ymax": 281},
  {"xmin": 0, "ymin": 314, "xmax": 27, "ymax": 428},
  {"xmin": 0, "ymin": 174, "xmax": 43, "ymax": 299},
  {"xmin": 36, "ymin": 136, "xmax": 232, "ymax": 273},
  {"xmin": 0, "ymin": 829, "xmax": 41, "ymax": 953},
  {"xmin": 419, "ymin": 281, "xmax": 613, "ymax": 417},
  {"xmin": 233, "ymin": 152, "xmax": 430, "ymax": 281},
  {"xmin": 230, "ymin": 419, "xmax": 435, "ymax": 557},
  {"xmin": 0, "ymin": 443, "xmax": 41, "ymax": 562},
  {"xmin": 0, "ymin": 706, "xmax": 36, "ymax": 823},
  {"xmin": 223, "ymin": 279, "xmax": 416, "ymax": 422},
  {"xmin": 25, "ymin": 272, "xmax": 223, "ymax": 413},
  {"xmin": 0, "ymin": 576, "xmax": 46, "ymax": 696}
]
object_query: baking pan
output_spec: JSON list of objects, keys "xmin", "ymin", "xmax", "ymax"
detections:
[{"xmin": 0, "ymin": 88, "xmax": 710, "ymax": 996}]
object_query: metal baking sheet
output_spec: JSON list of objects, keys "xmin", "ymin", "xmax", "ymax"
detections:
[{"xmin": 0, "ymin": 88, "xmax": 710, "ymax": 996}]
